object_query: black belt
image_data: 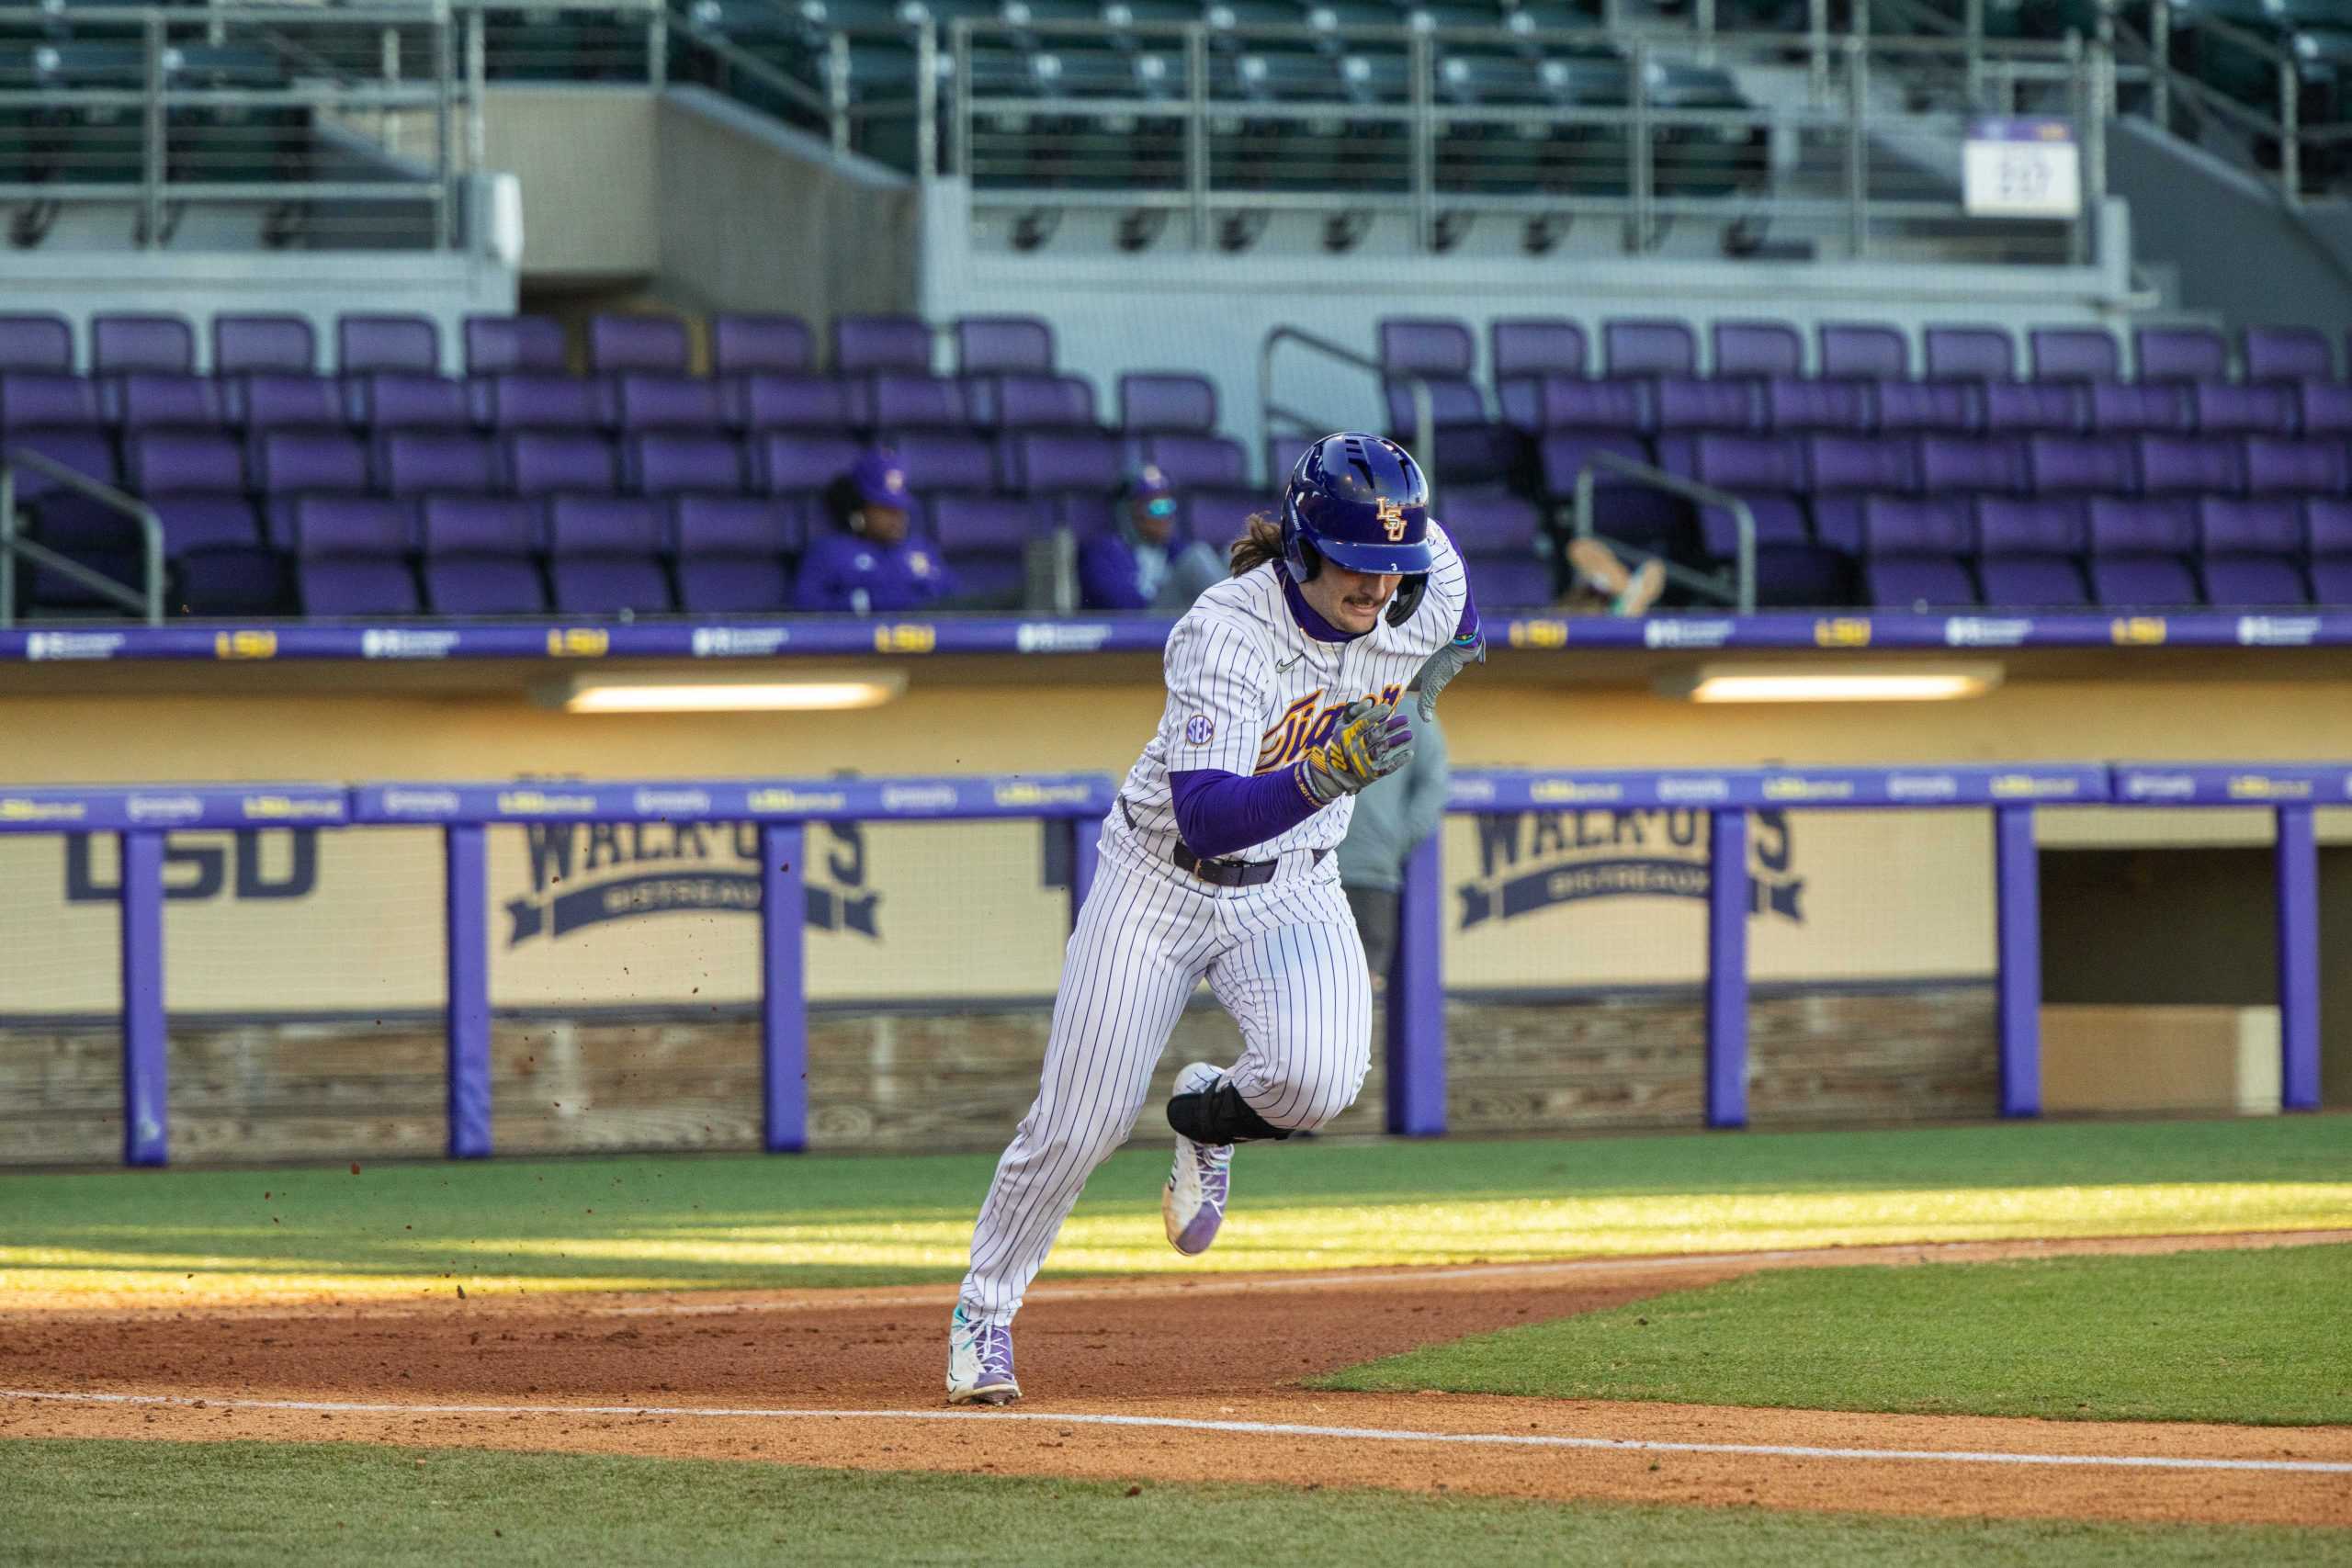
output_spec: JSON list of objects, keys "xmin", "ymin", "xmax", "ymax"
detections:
[{"xmin": 1121, "ymin": 796, "xmax": 1324, "ymax": 888}]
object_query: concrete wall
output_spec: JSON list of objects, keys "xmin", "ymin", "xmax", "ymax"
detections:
[
  {"xmin": 2110, "ymin": 119, "xmax": 2352, "ymax": 354},
  {"xmin": 481, "ymin": 87, "xmax": 663, "ymax": 280}
]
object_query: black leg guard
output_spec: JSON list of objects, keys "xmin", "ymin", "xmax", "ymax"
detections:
[{"xmin": 1167, "ymin": 1080, "xmax": 1291, "ymax": 1146}]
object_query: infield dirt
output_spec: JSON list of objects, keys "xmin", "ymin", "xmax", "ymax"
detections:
[{"xmin": 4, "ymin": 1231, "xmax": 2347, "ymax": 1530}]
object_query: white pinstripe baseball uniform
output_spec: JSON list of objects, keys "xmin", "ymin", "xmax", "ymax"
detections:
[{"xmin": 957, "ymin": 525, "xmax": 1471, "ymax": 1324}]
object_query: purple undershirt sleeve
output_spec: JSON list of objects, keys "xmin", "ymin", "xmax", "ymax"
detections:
[
  {"xmin": 1453, "ymin": 578, "xmax": 1481, "ymax": 645},
  {"xmin": 1168, "ymin": 765, "xmax": 1323, "ymax": 859}
]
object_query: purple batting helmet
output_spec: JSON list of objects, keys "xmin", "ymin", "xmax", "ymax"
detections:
[{"xmin": 1279, "ymin": 432, "xmax": 1432, "ymax": 581}]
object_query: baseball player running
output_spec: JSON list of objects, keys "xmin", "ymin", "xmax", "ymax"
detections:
[{"xmin": 949, "ymin": 433, "xmax": 1484, "ymax": 1404}]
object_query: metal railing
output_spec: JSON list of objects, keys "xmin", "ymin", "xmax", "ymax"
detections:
[
  {"xmin": 0, "ymin": 450, "xmax": 164, "ymax": 628},
  {"xmin": 1261, "ymin": 325, "xmax": 1439, "ymax": 497},
  {"xmin": 1571, "ymin": 446, "xmax": 1757, "ymax": 614},
  {"xmin": 2110, "ymin": 2, "xmax": 2350, "ymax": 207},
  {"xmin": 0, "ymin": 4, "xmax": 476, "ymax": 249}
]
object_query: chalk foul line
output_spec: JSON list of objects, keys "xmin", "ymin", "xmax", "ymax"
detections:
[{"xmin": 4, "ymin": 1390, "xmax": 2346, "ymax": 1476}]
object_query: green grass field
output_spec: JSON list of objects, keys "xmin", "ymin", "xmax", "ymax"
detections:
[
  {"xmin": 1317, "ymin": 1244, "xmax": 2352, "ymax": 1425},
  {"xmin": 1, "ymin": 1116, "xmax": 2346, "ymax": 1303},
  {"xmin": 5, "ymin": 1440, "xmax": 2346, "ymax": 1568}
]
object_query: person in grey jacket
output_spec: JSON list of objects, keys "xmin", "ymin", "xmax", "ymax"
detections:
[{"xmin": 1335, "ymin": 705, "xmax": 1449, "ymax": 992}]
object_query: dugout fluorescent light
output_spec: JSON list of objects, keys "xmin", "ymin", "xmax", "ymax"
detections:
[
  {"xmin": 550, "ymin": 672, "xmax": 907, "ymax": 714},
  {"xmin": 1668, "ymin": 664, "xmax": 2002, "ymax": 705}
]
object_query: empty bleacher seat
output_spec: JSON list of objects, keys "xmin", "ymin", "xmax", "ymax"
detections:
[
  {"xmin": 420, "ymin": 496, "xmax": 547, "ymax": 615},
  {"xmin": 546, "ymin": 495, "xmax": 675, "ymax": 615},
  {"xmin": 339, "ymin": 314, "xmax": 440, "ymax": 376},
  {"xmin": 464, "ymin": 315, "xmax": 569, "ymax": 375},
  {"xmin": 289, "ymin": 496, "xmax": 420, "ymax": 617}
]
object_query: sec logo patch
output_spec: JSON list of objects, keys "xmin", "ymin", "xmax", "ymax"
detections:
[{"xmin": 1183, "ymin": 714, "xmax": 1215, "ymax": 746}]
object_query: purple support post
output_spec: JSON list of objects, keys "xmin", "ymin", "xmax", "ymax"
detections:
[
  {"xmin": 1067, "ymin": 815, "xmax": 1099, "ymax": 931},
  {"xmin": 444, "ymin": 824, "xmax": 492, "ymax": 1158},
  {"xmin": 118, "ymin": 829, "xmax": 167, "ymax": 1167},
  {"xmin": 1386, "ymin": 829, "xmax": 1446, "ymax": 1136},
  {"xmin": 1704, "ymin": 809, "xmax": 1749, "ymax": 1130},
  {"xmin": 1994, "ymin": 805, "xmax": 2042, "ymax": 1119},
  {"xmin": 2275, "ymin": 806, "xmax": 2322, "ymax": 1111},
  {"xmin": 761, "ymin": 822, "xmax": 808, "ymax": 1153}
]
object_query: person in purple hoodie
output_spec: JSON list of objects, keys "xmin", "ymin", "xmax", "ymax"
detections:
[
  {"xmin": 1077, "ymin": 464, "xmax": 1225, "ymax": 612},
  {"xmin": 792, "ymin": 448, "xmax": 955, "ymax": 615}
]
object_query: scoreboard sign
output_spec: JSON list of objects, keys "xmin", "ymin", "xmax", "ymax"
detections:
[{"xmin": 1962, "ymin": 118, "xmax": 2081, "ymax": 219}]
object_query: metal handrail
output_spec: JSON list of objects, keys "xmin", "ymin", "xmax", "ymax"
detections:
[
  {"xmin": 1259, "ymin": 325, "xmax": 1438, "ymax": 501},
  {"xmin": 667, "ymin": 6, "xmax": 835, "ymax": 129},
  {"xmin": 0, "ymin": 451, "xmax": 165, "ymax": 629},
  {"xmin": 1572, "ymin": 448, "xmax": 1755, "ymax": 615}
]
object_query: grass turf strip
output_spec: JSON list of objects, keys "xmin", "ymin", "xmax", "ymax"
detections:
[
  {"xmin": 0, "ymin": 1115, "xmax": 2345, "ymax": 1303},
  {"xmin": 1318, "ymin": 1244, "xmax": 2352, "ymax": 1427},
  {"xmin": 5, "ymin": 1439, "xmax": 2347, "ymax": 1568}
]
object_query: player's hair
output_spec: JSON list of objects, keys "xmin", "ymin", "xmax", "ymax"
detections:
[{"xmin": 1228, "ymin": 514, "xmax": 1284, "ymax": 576}]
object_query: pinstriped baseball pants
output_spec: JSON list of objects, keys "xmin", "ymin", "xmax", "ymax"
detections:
[{"xmin": 957, "ymin": 818, "xmax": 1373, "ymax": 1324}]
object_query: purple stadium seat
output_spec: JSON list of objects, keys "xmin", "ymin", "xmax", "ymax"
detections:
[
  {"xmin": 2086, "ymin": 381, "xmax": 2192, "ymax": 435},
  {"xmin": 1652, "ymin": 378, "xmax": 1760, "ymax": 434},
  {"xmin": 967, "ymin": 372, "xmax": 1095, "ymax": 431},
  {"xmin": 2133, "ymin": 326, "xmax": 2226, "ymax": 383},
  {"xmin": 376, "ymin": 432, "xmax": 500, "ymax": 497},
  {"xmin": 754, "ymin": 432, "xmax": 864, "ymax": 497},
  {"xmin": 889, "ymin": 430, "xmax": 999, "ymax": 495},
  {"xmin": 587, "ymin": 314, "xmax": 690, "ymax": 376},
  {"xmin": 505, "ymin": 432, "xmax": 620, "ymax": 497},
  {"xmin": 2025, "ymin": 434, "xmax": 2135, "ymax": 495},
  {"xmin": 1490, "ymin": 319, "xmax": 1587, "ymax": 380},
  {"xmin": 1676, "ymin": 434, "xmax": 1843, "ymax": 604},
  {"xmin": 1138, "ymin": 432, "xmax": 1248, "ymax": 489},
  {"xmin": 338, "ymin": 314, "xmax": 439, "ymax": 375},
  {"xmin": 463, "ymin": 315, "xmax": 569, "ymax": 376},
  {"xmin": 108, "ymin": 373, "xmax": 229, "ymax": 431},
  {"xmin": 1461, "ymin": 551, "xmax": 1559, "ymax": 611},
  {"xmin": 158, "ymin": 496, "xmax": 284, "ymax": 614},
  {"xmin": 2135, "ymin": 434, "xmax": 2245, "ymax": 497},
  {"xmin": 1973, "ymin": 496, "xmax": 2089, "ymax": 605},
  {"xmin": 2309, "ymin": 499, "xmax": 2352, "ymax": 603},
  {"xmin": 91, "ymin": 314, "xmax": 194, "ymax": 374},
  {"xmin": 2086, "ymin": 495, "xmax": 2200, "ymax": 605},
  {"xmin": 624, "ymin": 432, "xmax": 745, "ymax": 496},
  {"xmin": 1119, "ymin": 373, "xmax": 1217, "ymax": 434},
  {"xmin": 1923, "ymin": 327, "xmax": 2015, "ymax": 382},
  {"xmin": 0, "ymin": 372, "xmax": 102, "ymax": 432},
  {"xmin": 1001, "ymin": 429, "xmax": 1121, "ymax": 497},
  {"xmin": 2244, "ymin": 327, "xmax": 2331, "ymax": 384},
  {"xmin": 1871, "ymin": 381, "xmax": 1982, "ymax": 434},
  {"xmin": 1537, "ymin": 431, "xmax": 1687, "ymax": 556},
  {"xmin": 673, "ymin": 495, "xmax": 799, "ymax": 612},
  {"xmin": 1499, "ymin": 376, "xmax": 1645, "ymax": 435},
  {"xmin": 126, "ymin": 431, "xmax": 244, "ymax": 495},
  {"xmin": 2029, "ymin": 328, "xmax": 2120, "ymax": 382},
  {"xmin": 1982, "ymin": 382, "xmax": 2084, "ymax": 434},
  {"xmin": 1819, "ymin": 322, "xmax": 1908, "ymax": 379},
  {"xmin": 832, "ymin": 314, "xmax": 933, "ymax": 374},
  {"xmin": 2299, "ymin": 380, "xmax": 2352, "ymax": 437},
  {"xmin": 1918, "ymin": 434, "xmax": 2029, "ymax": 494},
  {"xmin": 1178, "ymin": 489, "xmax": 1274, "ymax": 550},
  {"xmin": 956, "ymin": 316, "xmax": 1055, "ymax": 375},
  {"xmin": 2189, "ymin": 380, "xmax": 2297, "ymax": 436},
  {"xmin": 928, "ymin": 492, "xmax": 1041, "ymax": 604},
  {"xmin": 479, "ymin": 373, "xmax": 604, "ymax": 432},
  {"xmin": 2197, "ymin": 496, "xmax": 2310, "ymax": 605},
  {"xmin": 1861, "ymin": 495, "xmax": 1977, "ymax": 608},
  {"xmin": 614, "ymin": 374, "xmax": 726, "ymax": 432},
  {"xmin": 1675, "ymin": 433, "xmax": 1803, "ymax": 492},
  {"xmin": 213, "ymin": 315, "xmax": 316, "ymax": 375},
  {"xmin": 2244, "ymin": 436, "xmax": 2347, "ymax": 496},
  {"xmin": 711, "ymin": 314, "xmax": 814, "ymax": 376},
  {"xmin": 1762, "ymin": 378, "xmax": 1871, "ymax": 434},
  {"xmin": 250, "ymin": 430, "xmax": 368, "ymax": 497},
  {"xmin": 1378, "ymin": 318, "xmax": 1514, "ymax": 484},
  {"xmin": 857, "ymin": 370, "xmax": 968, "ymax": 430},
  {"xmin": 289, "ymin": 497, "xmax": 420, "ymax": 617},
  {"xmin": 229, "ymin": 374, "xmax": 347, "ymax": 432},
  {"xmin": 1711, "ymin": 321, "xmax": 1803, "ymax": 378},
  {"xmin": 1803, "ymin": 433, "xmax": 1919, "ymax": 552},
  {"xmin": 546, "ymin": 495, "xmax": 674, "ymax": 614},
  {"xmin": 722, "ymin": 372, "xmax": 850, "ymax": 433},
  {"xmin": 1603, "ymin": 320, "xmax": 1696, "ymax": 378},
  {"xmin": 0, "ymin": 314, "xmax": 73, "ymax": 372},
  {"xmin": 420, "ymin": 497, "xmax": 546, "ymax": 615},
  {"xmin": 1380, "ymin": 318, "xmax": 1474, "ymax": 378},
  {"xmin": 349, "ymin": 372, "xmax": 472, "ymax": 431},
  {"xmin": 1439, "ymin": 492, "xmax": 1542, "ymax": 554}
]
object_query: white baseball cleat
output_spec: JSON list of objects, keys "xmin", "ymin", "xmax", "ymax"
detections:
[
  {"xmin": 946, "ymin": 1304, "xmax": 1020, "ymax": 1405},
  {"xmin": 1163, "ymin": 1060, "xmax": 1235, "ymax": 1256}
]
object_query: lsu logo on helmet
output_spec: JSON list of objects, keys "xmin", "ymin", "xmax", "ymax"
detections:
[{"xmin": 1375, "ymin": 498, "xmax": 1407, "ymax": 542}]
